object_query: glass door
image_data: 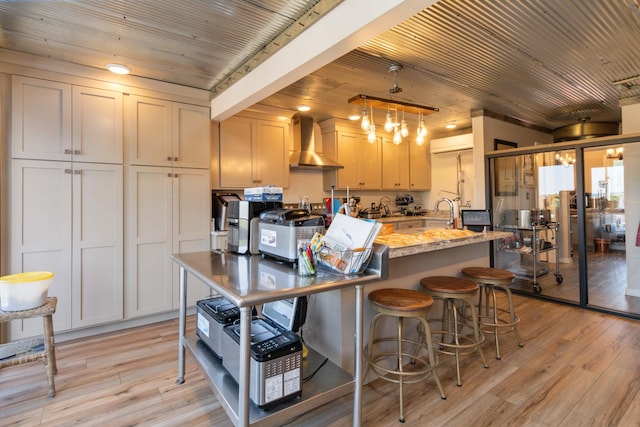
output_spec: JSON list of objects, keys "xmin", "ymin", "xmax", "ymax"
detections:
[
  {"xmin": 492, "ymin": 150, "xmax": 579, "ymax": 302},
  {"xmin": 490, "ymin": 141, "xmax": 640, "ymax": 318},
  {"xmin": 583, "ymin": 146, "xmax": 632, "ymax": 313}
]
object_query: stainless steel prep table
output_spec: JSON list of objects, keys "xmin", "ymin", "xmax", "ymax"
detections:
[{"xmin": 173, "ymin": 247, "xmax": 388, "ymax": 427}]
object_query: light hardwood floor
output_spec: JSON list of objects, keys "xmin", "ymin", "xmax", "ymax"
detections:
[{"xmin": 2, "ymin": 294, "xmax": 640, "ymax": 426}]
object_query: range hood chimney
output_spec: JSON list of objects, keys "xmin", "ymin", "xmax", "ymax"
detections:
[{"xmin": 289, "ymin": 114, "xmax": 343, "ymax": 169}]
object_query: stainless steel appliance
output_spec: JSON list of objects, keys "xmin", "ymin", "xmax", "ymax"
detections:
[
  {"xmin": 212, "ymin": 191, "xmax": 241, "ymax": 231},
  {"xmin": 258, "ymin": 209, "xmax": 324, "ymax": 263},
  {"xmin": 222, "ymin": 297, "xmax": 306, "ymax": 407},
  {"xmin": 195, "ymin": 296, "xmax": 240, "ymax": 358},
  {"xmin": 227, "ymin": 200, "xmax": 282, "ymax": 254}
]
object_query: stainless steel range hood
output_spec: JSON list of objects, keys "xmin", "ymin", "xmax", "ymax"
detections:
[{"xmin": 289, "ymin": 114, "xmax": 343, "ymax": 169}]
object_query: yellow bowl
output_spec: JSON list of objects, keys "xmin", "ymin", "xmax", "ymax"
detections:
[{"xmin": 0, "ymin": 271, "xmax": 54, "ymax": 311}]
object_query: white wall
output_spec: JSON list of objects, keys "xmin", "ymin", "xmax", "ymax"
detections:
[
  {"xmin": 430, "ymin": 149, "xmax": 474, "ymax": 208},
  {"xmin": 471, "ymin": 114, "xmax": 554, "ymax": 209},
  {"xmin": 621, "ymin": 102, "xmax": 640, "ymax": 297}
]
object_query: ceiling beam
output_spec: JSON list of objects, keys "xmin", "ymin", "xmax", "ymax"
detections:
[{"xmin": 210, "ymin": 0, "xmax": 437, "ymax": 121}]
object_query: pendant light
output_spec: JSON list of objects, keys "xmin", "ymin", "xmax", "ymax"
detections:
[
  {"xmin": 348, "ymin": 62, "xmax": 439, "ymax": 146},
  {"xmin": 367, "ymin": 106, "xmax": 377, "ymax": 143},
  {"xmin": 400, "ymin": 110, "xmax": 409, "ymax": 137},
  {"xmin": 384, "ymin": 105, "xmax": 394, "ymax": 132},
  {"xmin": 360, "ymin": 98, "xmax": 370, "ymax": 131}
]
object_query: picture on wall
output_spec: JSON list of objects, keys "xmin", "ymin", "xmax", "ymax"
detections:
[{"xmin": 494, "ymin": 139, "xmax": 518, "ymax": 196}]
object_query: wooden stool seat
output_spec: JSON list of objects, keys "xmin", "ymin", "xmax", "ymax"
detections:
[
  {"xmin": 419, "ymin": 276, "xmax": 478, "ymax": 295},
  {"xmin": 369, "ymin": 288, "xmax": 434, "ymax": 312},
  {"xmin": 365, "ymin": 288, "xmax": 446, "ymax": 422},
  {"xmin": 419, "ymin": 276, "xmax": 488, "ymax": 387},
  {"xmin": 461, "ymin": 267, "xmax": 515, "ymax": 285},
  {"xmin": 462, "ymin": 267, "xmax": 523, "ymax": 360}
]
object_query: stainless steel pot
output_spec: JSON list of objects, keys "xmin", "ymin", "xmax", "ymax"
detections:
[{"xmin": 518, "ymin": 210, "xmax": 532, "ymax": 228}]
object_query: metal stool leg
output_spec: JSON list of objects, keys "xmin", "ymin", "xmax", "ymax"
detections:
[
  {"xmin": 500, "ymin": 284, "xmax": 524, "ymax": 348},
  {"xmin": 397, "ymin": 317, "xmax": 405, "ymax": 423}
]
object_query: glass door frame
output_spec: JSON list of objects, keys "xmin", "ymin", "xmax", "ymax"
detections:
[{"xmin": 486, "ymin": 133, "xmax": 640, "ymax": 320}]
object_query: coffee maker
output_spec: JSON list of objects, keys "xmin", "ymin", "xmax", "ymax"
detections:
[
  {"xmin": 212, "ymin": 191, "xmax": 241, "ymax": 231},
  {"xmin": 227, "ymin": 200, "xmax": 282, "ymax": 254}
]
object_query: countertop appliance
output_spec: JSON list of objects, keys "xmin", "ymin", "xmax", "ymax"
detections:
[
  {"xmin": 222, "ymin": 297, "xmax": 306, "ymax": 407},
  {"xmin": 212, "ymin": 191, "xmax": 241, "ymax": 231},
  {"xmin": 258, "ymin": 209, "xmax": 324, "ymax": 263},
  {"xmin": 195, "ymin": 296, "xmax": 240, "ymax": 358},
  {"xmin": 227, "ymin": 200, "xmax": 282, "ymax": 254}
]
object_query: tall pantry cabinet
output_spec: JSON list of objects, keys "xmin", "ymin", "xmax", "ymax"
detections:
[
  {"xmin": 10, "ymin": 76, "xmax": 124, "ymax": 337},
  {"xmin": 124, "ymin": 95, "xmax": 211, "ymax": 317},
  {"xmin": 9, "ymin": 75, "xmax": 211, "ymax": 340}
]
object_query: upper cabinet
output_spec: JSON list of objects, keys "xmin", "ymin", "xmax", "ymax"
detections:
[
  {"xmin": 320, "ymin": 119, "xmax": 381, "ymax": 190},
  {"xmin": 125, "ymin": 94, "xmax": 210, "ymax": 168},
  {"xmin": 382, "ymin": 137, "xmax": 410, "ymax": 190},
  {"xmin": 12, "ymin": 76, "xmax": 123, "ymax": 163},
  {"xmin": 218, "ymin": 115, "xmax": 289, "ymax": 189},
  {"xmin": 409, "ymin": 141, "xmax": 431, "ymax": 190}
]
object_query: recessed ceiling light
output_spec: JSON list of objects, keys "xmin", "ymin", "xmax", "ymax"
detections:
[
  {"xmin": 445, "ymin": 120, "xmax": 457, "ymax": 129},
  {"xmin": 106, "ymin": 63, "xmax": 131, "ymax": 75},
  {"xmin": 297, "ymin": 105, "xmax": 311, "ymax": 112},
  {"xmin": 348, "ymin": 114, "xmax": 361, "ymax": 121}
]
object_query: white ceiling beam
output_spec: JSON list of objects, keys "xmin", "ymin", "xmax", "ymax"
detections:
[{"xmin": 210, "ymin": 0, "xmax": 437, "ymax": 121}]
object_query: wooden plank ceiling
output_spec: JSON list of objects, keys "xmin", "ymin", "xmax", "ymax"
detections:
[{"xmin": 1, "ymin": 0, "xmax": 640, "ymax": 134}]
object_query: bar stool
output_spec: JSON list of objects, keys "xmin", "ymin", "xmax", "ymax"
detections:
[
  {"xmin": 419, "ymin": 276, "xmax": 488, "ymax": 387},
  {"xmin": 461, "ymin": 266, "xmax": 524, "ymax": 360},
  {"xmin": 365, "ymin": 288, "xmax": 446, "ymax": 423}
]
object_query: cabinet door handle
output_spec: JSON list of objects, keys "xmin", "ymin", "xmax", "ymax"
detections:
[
  {"xmin": 167, "ymin": 156, "xmax": 173, "ymax": 161},
  {"xmin": 74, "ymin": 169, "xmax": 82, "ymax": 174},
  {"xmin": 64, "ymin": 169, "xmax": 72, "ymax": 174},
  {"xmin": 74, "ymin": 150, "xmax": 81, "ymax": 155},
  {"xmin": 64, "ymin": 149, "xmax": 73, "ymax": 155},
  {"xmin": 174, "ymin": 157, "xmax": 179, "ymax": 162}
]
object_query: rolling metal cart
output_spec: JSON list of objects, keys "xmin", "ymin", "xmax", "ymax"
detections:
[{"xmin": 500, "ymin": 222, "xmax": 563, "ymax": 293}]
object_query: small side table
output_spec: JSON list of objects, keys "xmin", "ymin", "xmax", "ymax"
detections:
[{"xmin": 0, "ymin": 297, "xmax": 57, "ymax": 397}]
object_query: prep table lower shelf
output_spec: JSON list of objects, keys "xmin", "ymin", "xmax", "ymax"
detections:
[{"xmin": 185, "ymin": 335, "xmax": 354, "ymax": 426}]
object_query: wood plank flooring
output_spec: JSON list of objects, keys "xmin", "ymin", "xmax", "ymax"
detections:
[
  {"xmin": 2, "ymin": 294, "xmax": 640, "ymax": 426},
  {"xmin": 509, "ymin": 249, "xmax": 640, "ymax": 315}
]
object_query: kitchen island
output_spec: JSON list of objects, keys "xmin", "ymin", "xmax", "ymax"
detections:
[
  {"xmin": 302, "ymin": 229, "xmax": 511, "ymax": 374},
  {"xmin": 173, "ymin": 229, "xmax": 509, "ymax": 426}
]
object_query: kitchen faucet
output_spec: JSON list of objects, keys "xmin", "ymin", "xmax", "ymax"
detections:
[{"xmin": 434, "ymin": 198, "xmax": 455, "ymax": 228}]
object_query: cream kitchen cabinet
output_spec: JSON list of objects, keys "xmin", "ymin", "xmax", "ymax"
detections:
[
  {"xmin": 321, "ymin": 119, "xmax": 382, "ymax": 190},
  {"xmin": 11, "ymin": 75, "xmax": 123, "ymax": 163},
  {"xmin": 126, "ymin": 165, "xmax": 211, "ymax": 318},
  {"xmin": 9, "ymin": 159, "xmax": 123, "ymax": 339},
  {"xmin": 125, "ymin": 95, "xmax": 210, "ymax": 168},
  {"xmin": 409, "ymin": 141, "xmax": 431, "ymax": 190},
  {"xmin": 382, "ymin": 137, "xmax": 410, "ymax": 190},
  {"xmin": 218, "ymin": 115, "xmax": 289, "ymax": 188}
]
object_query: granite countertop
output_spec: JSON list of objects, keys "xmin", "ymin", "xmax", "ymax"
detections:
[{"xmin": 385, "ymin": 230, "xmax": 512, "ymax": 259}]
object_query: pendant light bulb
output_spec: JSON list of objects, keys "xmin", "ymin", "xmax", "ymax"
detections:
[
  {"xmin": 368, "ymin": 123, "xmax": 377, "ymax": 143},
  {"xmin": 419, "ymin": 118, "xmax": 428, "ymax": 137},
  {"xmin": 361, "ymin": 106, "xmax": 370, "ymax": 131},
  {"xmin": 400, "ymin": 120, "xmax": 409, "ymax": 137},
  {"xmin": 416, "ymin": 133, "xmax": 425, "ymax": 146},
  {"xmin": 393, "ymin": 129, "xmax": 402, "ymax": 145},
  {"xmin": 384, "ymin": 106, "xmax": 394, "ymax": 133}
]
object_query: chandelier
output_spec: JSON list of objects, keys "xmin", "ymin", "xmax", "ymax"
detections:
[{"xmin": 348, "ymin": 63, "xmax": 438, "ymax": 145}]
